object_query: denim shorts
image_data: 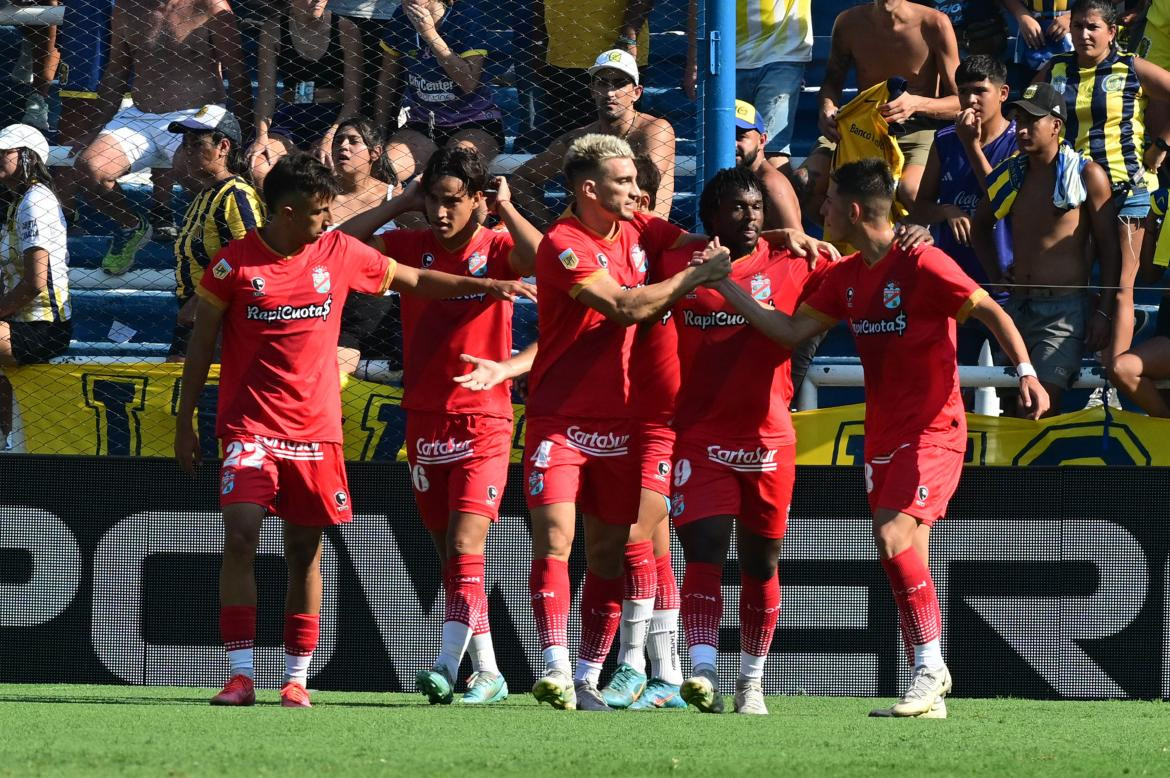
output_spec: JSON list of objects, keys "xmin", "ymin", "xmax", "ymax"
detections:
[
  {"xmin": 736, "ymin": 61, "xmax": 805, "ymax": 155},
  {"xmin": 1113, "ymin": 186, "xmax": 1150, "ymax": 220}
]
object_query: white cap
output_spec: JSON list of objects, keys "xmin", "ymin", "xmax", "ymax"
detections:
[
  {"xmin": 587, "ymin": 49, "xmax": 640, "ymax": 86},
  {"xmin": 0, "ymin": 124, "xmax": 49, "ymax": 165}
]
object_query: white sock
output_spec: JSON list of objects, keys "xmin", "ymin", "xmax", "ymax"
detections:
[
  {"xmin": 543, "ymin": 644, "xmax": 570, "ymax": 673},
  {"xmin": 914, "ymin": 639, "xmax": 945, "ymax": 671},
  {"xmin": 468, "ymin": 632, "xmax": 499, "ymax": 675},
  {"xmin": 436, "ymin": 620, "xmax": 473, "ymax": 680},
  {"xmin": 284, "ymin": 653, "xmax": 312, "ymax": 685},
  {"xmin": 227, "ymin": 648, "xmax": 254, "ymax": 679},
  {"xmin": 574, "ymin": 659, "xmax": 603, "ymax": 685},
  {"xmin": 615, "ymin": 597, "xmax": 654, "ymax": 673},
  {"xmin": 739, "ymin": 652, "xmax": 766, "ymax": 680},
  {"xmin": 647, "ymin": 608, "xmax": 682, "ymax": 684},
  {"xmin": 690, "ymin": 644, "xmax": 717, "ymax": 673}
]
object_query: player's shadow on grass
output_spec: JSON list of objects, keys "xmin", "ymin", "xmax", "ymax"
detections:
[{"xmin": 0, "ymin": 694, "xmax": 209, "ymax": 706}]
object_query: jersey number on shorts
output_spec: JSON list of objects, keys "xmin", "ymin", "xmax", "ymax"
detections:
[{"xmin": 224, "ymin": 440, "xmax": 267, "ymax": 469}]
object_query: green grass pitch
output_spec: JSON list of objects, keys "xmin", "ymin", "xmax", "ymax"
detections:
[{"xmin": 2, "ymin": 684, "xmax": 1168, "ymax": 776}]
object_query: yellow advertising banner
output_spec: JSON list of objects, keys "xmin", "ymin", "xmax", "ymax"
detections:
[{"xmin": 7, "ymin": 363, "xmax": 1170, "ymax": 466}]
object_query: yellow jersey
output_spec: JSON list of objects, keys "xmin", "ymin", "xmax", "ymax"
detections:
[
  {"xmin": 544, "ymin": 1, "xmax": 649, "ymax": 69},
  {"xmin": 736, "ymin": 0, "xmax": 813, "ymax": 69}
]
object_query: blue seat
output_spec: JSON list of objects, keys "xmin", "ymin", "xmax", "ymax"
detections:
[{"xmin": 69, "ymin": 290, "xmax": 176, "ymax": 346}]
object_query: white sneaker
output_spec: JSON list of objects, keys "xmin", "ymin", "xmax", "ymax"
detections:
[
  {"xmin": 870, "ymin": 695, "xmax": 947, "ymax": 719},
  {"xmin": 890, "ymin": 665, "xmax": 952, "ymax": 717},
  {"xmin": 733, "ymin": 676, "xmax": 768, "ymax": 715},
  {"xmin": 531, "ymin": 668, "xmax": 577, "ymax": 710},
  {"xmin": 680, "ymin": 665, "xmax": 724, "ymax": 713}
]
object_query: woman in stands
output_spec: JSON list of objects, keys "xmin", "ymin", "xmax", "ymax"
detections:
[
  {"xmin": 248, "ymin": 131, "xmax": 297, "ymax": 198},
  {"xmin": 375, "ymin": 0, "xmax": 504, "ymax": 185},
  {"xmin": 332, "ymin": 117, "xmax": 402, "ymax": 376},
  {"xmin": 0, "ymin": 123, "xmax": 71, "ymax": 449},
  {"xmin": 1035, "ymin": 0, "xmax": 1170, "ymax": 370},
  {"xmin": 253, "ymin": 0, "xmax": 364, "ymax": 165},
  {"xmin": 167, "ymin": 108, "xmax": 263, "ymax": 363}
]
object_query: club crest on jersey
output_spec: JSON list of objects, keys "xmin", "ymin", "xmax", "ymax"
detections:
[
  {"xmin": 846, "ymin": 287, "xmax": 854, "ymax": 308},
  {"xmin": 631, "ymin": 244, "xmax": 647, "ymax": 273},
  {"xmin": 251, "ymin": 276, "xmax": 266, "ymax": 296},
  {"xmin": 468, "ymin": 251, "xmax": 488, "ymax": 277},
  {"xmin": 751, "ymin": 273, "xmax": 771, "ymax": 302},
  {"xmin": 1101, "ymin": 73, "xmax": 1126, "ymax": 93},
  {"xmin": 312, "ymin": 265, "xmax": 331, "ymax": 294},
  {"xmin": 883, "ymin": 282, "xmax": 902, "ymax": 309},
  {"xmin": 212, "ymin": 258, "xmax": 232, "ymax": 280},
  {"xmin": 596, "ymin": 252, "xmax": 609, "ymax": 269},
  {"xmin": 656, "ymin": 460, "xmax": 671, "ymax": 481},
  {"xmin": 422, "ymin": 252, "xmax": 434, "ymax": 268},
  {"xmin": 558, "ymin": 248, "xmax": 579, "ymax": 270}
]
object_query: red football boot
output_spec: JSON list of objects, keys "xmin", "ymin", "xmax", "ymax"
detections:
[
  {"xmin": 210, "ymin": 674, "xmax": 255, "ymax": 706},
  {"xmin": 280, "ymin": 681, "xmax": 312, "ymax": 708}
]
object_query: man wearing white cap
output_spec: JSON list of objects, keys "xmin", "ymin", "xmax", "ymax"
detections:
[
  {"xmin": 0, "ymin": 123, "xmax": 72, "ymax": 447},
  {"xmin": 512, "ymin": 49, "xmax": 676, "ymax": 230}
]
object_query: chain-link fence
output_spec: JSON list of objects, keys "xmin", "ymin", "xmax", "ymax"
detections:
[{"xmin": 0, "ymin": 0, "xmax": 702, "ymax": 455}]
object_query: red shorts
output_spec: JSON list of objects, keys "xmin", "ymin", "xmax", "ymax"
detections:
[
  {"xmin": 523, "ymin": 416, "xmax": 641, "ymax": 525},
  {"xmin": 219, "ymin": 435, "xmax": 351, "ymax": 527},
  {"xmin": 865, "ymin": 443, "xmax": 963, "ymax": 525},
  {"xmin": 669, "ymin": 436, "xmax": 796, "ymax": 539},
  {"xmin": 405, "ymin": 412, "xmax": 512, "ymax": 533},
  {"xmin": 638, "ymin": 421, "xmax": 675, "ymax": 497}
]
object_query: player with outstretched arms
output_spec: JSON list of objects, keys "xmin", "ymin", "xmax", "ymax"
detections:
[
  {"xmin": 174, "ymin": 152, "xmax": 532, "ymax": 708},
  {"xmin": 712, "ymin": 158, "xmax": 1049, "ymax": 718},
  {"xmin": 340, "ymin": 146, "xmax": 541, "ymax": 705}
]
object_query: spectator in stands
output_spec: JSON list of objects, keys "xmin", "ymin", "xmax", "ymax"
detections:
[
  {"xmin": 910, "ymin": 55, "xmax": 1017, "ymax": 366},
  {"xmin": 248, "ymin": 131, "xmax": 297, "ymax": 197},
  {"xmin": 69, "ymin": 0, "xmax": 251, "ymax": 276},
  {"xmin": 794, "ymin": 0, "xmax": 960, "ymax": 217},
  {"xmin": 331, "ymin": 116, "xmax": 400, "ymax": 375},
  {"xmin": 1001, "ymin": 0, "xmax": 1074, "ymax": 88},
  {"xmin": 734, "ymin": 100, "xmax": 800, "ymax": 230},
  {"xmin": 375, "ymin": 0, "xmax": 504, "ymax": 186},
  {"xmin": 511, "ymin": 50, "xmax": 675, "ymax": 228},
  {"xmin": 0, "ymin": 0, "xmax": 60, "ymax": 130},
  {"xmin": 253, "ymin": 0, "xmax": 364, "ymax": 167},
  {"xmin": 534, "ymin": 0, "xmax": 655, "ymax": 139},
  {"xmin": 166, "ymin": 107, "xmax": 262, "ymax": 363},
  {"xmin": 1035, "ymin": 0, "xmax": 1170, "ymax": 372},
  {"xmin": 971, "ymin": 83, "xmax": 1118, "ymax": 415},
  {"xmin": 1130, "ymin": 1, "xmax": 1170, "ymax": 182},
  {"xmin": 684, "ymin": 0, "xmax": 811, "ymax": 176},
  {"xmin": 0, "ymin": 124, "xmax": 71, "ymax": 449}
]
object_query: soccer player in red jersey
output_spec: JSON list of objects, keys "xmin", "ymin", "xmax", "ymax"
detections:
[
  {"xmin": 174, "ymin": 153, "xmax": 533, "ymax": 708},
  {"xmin": 523, "ymin": 133, "xmax": 731, "ymax": 711},
  {"xmin": 644, "ymin": 167, "xmax": 825, "ymax": 716},
  {"xmin": 714, "ymin": 159, "xmax": 1049, "ymax": 719},
  {"xmin": 342, "ymin": 146, "xmax": 541, "ymax": 705}
]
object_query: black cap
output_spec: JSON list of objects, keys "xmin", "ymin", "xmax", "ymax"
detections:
[
  {"xmin": 168, "ymin": 105, "xmax": 243, "ymax": 144},
  {"xmin": 1010, "ymin": 83, "xmax": 1066, "ymax": 121}
]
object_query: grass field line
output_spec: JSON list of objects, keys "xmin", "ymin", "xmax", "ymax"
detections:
[{"xmin": 1, "ymin": 685, "xmax": 1168, "ymax": 776}]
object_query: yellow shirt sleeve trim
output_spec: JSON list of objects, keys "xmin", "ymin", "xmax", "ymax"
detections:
[
  {"xmin": 59, "ymin": 90, "xmax": 98, "ymax": 100},
  {"xmin": 569, "ymin": 268, "xmax": 607, "ymax": 299},
  {"xmin": 195, "ymin": 285, "xmax": 228, "ymax": 310},
  {"xmin": 460, "ymin": 48, "xmax": 488, "ymax": 58},
  {"xmin": 380, "ymin": 41, "xmax": 401, "ymax": 56},
  {"xmin": 798, "ymin": 302, "xmax": 838, "ymax": 325},
  {"xmin": 378, "ymin": 259, "xmax": 397, "ymax": 295},
  {"xmin": 956, "ymin": 288, "xmax": 989, "ymax": 324}
]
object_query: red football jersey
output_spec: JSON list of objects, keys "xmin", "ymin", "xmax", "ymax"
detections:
[
  {"xmin": 527, "ymin": 211, "xmax": 683, "ymax": 419},
  {"xmin": 381, "ymin": 226, "xmax": 519, "ymax": 418},
  {"xmin": 197, "ymin": 229, "xmax": 394, "ymax": 442},
  {"xmin": 667, "ymin": 238, "xmax": 822, "ymax": 443},
  {"xmin": 799, "ymin": 243, "xmax": 987, "ymax": 456}
]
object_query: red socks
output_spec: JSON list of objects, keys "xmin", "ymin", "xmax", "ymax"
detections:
[
  {"xmin": 283, "ymin": 613, "xmax": 319, "ymax": 657},
  {"xmin": 655, "ymin": 552, "xmax": 680, "ymax": 610},
  {"xmin": 578, "ymin": 570, "xmax": 623, "ymax": 664},
  {"xmin": 880, "ymin": 546, "xmax": 942, "ymax": 648},
  {"xmin": 220, "ymin": 605, "xmax": 256, "ymax": 651},
  {"xmin": 681, "ymin": 562, "xmax": 723, "ymax": 650},
  {"xmin": 446, "ymin": 554, "xmax": 488, "ymax": 631},
  {"xmin": 623, "ymin": 540, "xmax": 657, "ymax": 601},
  {"xmin": 739, "ymin": 572, "xmax": 780, "ymax": 657},
  {"xmin": 529, "ymin": 557, "xmax": 570, "ymax": 650}
]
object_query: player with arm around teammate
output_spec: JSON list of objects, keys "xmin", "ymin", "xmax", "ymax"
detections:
[
  {"xmin": 174, "ymin": 153, "xmax": 531, "ymax": 708},
  {"xmin": 713, "ymin": 159, "xmax": 1048, "ymax": 719}
]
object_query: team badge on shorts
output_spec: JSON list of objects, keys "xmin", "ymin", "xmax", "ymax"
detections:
[
  {"xmin": 422, "ymin": 252, "xmax": 434, "ymax": 268},
  {"xmin": 670, "ymin": 493, "xmax": 685, "ymax": 518},
  {"xmin": 558, "ymin": 248, "xmax": 579, "ymax": 270},
  {"xmin": 673, "ymin": 459, "xmax": 692, "ymax": 487},
  {"xmin": 468, "ymin": 251, "xmax": 488, "ymax": 277},
  {"xmin": 915, "ymin": 485, "xmax": 929, "ymax": 507},
  {"xmin": 334, "ymin": 490, "xmax": 350, "ymax": 511},
  {"xmin": 750, "ymin": 273, "xmax": 771, "ymax": 302},
  {"xmin": 655, "ymin": 460, "xmax": 671, "ymax": 482},
  {"xmin": 220, "ymin": 471, "xmax": 235, "ymax": 495},
  {"xmin": 883, "ymin": 282, "xmax": 901, "ymax": 309},
  {"xmin": 212, "ymin": 258, "xmax": 232, "ymax": 280},
  {"xmin": 596, "ymin": 252, "xmax": 608, "ymax": 269},
  {"xmin": 528, "ymin": 471, "xmax": 545, "ymax": 496},
  {"xmin": 487, "ymin": 485, "xmax": 499, "ymax": 504},
  {"xmin": 312, "ymin": 265, "xmax": 331, "ymax": 294}
]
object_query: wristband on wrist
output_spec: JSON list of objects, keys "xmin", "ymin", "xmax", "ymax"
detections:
[
  {"xmin": 1016, "ymin": 362, "xmax": 1037, "ymax": 379},
  {"xmin": 616, "ymin": 34, "xmax": 637, "ymax": 46}
]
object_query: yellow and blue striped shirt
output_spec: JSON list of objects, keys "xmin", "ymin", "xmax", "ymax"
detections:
[
  {"xmin": 1045, "ymin": 50, "xmax": 1148, "ymax": 192},
  {"xmin": 1023, "ymin": 1, "xmax": 1069, "ymax": 16},
  {"xmin": 174, "ymin": 176, "xmax": 263, "ymax": 300}
]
